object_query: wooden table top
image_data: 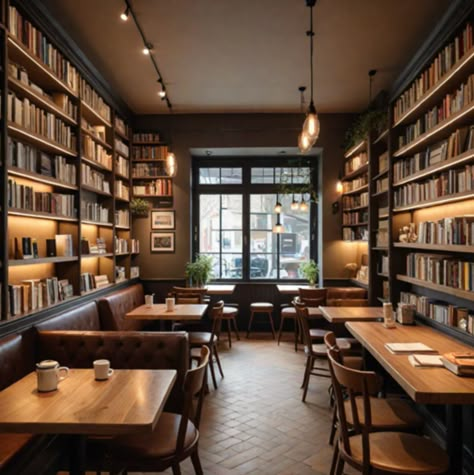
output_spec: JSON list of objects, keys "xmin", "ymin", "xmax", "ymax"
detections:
[
  {"xmin": 126, "ymin": 303, "xmax": 208, "ymax": 320},
  {"xmin": 319, "ymin": 306, "xmax": 383, "ymax": 323},
  {"xmin": 276, "ymin": 284, "xmax": 315, "ymax": 295},
  {"xmin": 346, "ymin": 322, "xmax": 474, "ymax": 405},
  {"xmin": 0, "ymin": 369, "xmax": 176, "ymax": 435},
  {"xmin": 206, "ymin": 284, "xmax": 236, "ymax": 295}
]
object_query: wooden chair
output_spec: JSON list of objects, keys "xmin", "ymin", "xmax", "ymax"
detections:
[
  {"xmin": 189, "ymin": 301, "xmax": 224, "ymax": 390},
  {"xmin": 98, "ymin": 346, "xmax": 210, "ymax": 475},
  {"xmin": 298, "ymin": 288, "xmax": 328, "ymax": 342},
  {"xmin": 170, "ymin": 286, "xmax": 209, "ymax": 304},
  {"xmin": 327, "ymin": 348, "xmax": 449, "ymax": 475},
  {"xmin": 220, "ymin": 304, "xmax": 240, "ymax": 347}
]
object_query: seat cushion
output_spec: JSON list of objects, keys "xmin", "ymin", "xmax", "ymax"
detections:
[
  {"xmin": 0, "ymin": 433, "xmax": 35, "ymax": 469},
  {"xmin": 281, "ymin": 307, "xmax": 297, "ymax": 317},
  {"xmin": 309, "ymin": 328, "xmax": 327, "ymax": 340},
  {"xmin": 251, "ymin": 302, "xmax": 273, "ymax": 310},
  {"xmin": 35, "ymin": 301, "xmax": 101, "ymax": 331},
  {"xmin": 223, "ymin": 306, "xmax": 238, "ymax": 317},
  {"xmin": 345, "ymin": 397, "xmax": 424, "ymax": 430},
  {"xmin": 109, "ymin": 412, "xmax": 198, "ymax": 460},
  {"xmin": 346, "ymin": 432, "xmax": 448, "ymax": 474},
  {"xmin": 189, "ymin": 332, "xmax": 217, "ymax": 345}
]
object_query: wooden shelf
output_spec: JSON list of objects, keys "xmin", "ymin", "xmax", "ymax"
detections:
[
  {"xmin": 371, "ymin": 169, "xmax": 389, "ymax": 181},
  {"xmin": 342, "ymin": 205, "xmax": 369, "ymax": 212},
  {"xmin": 114, "ymin": 128, "xmax": 130, "ymax": 141},
  {"xmin": 132, "ymin": 176, "xmax": 171, "ymax": 180},
  {"xmin": 396, "ymin": 274, "xmax": 474, "ymax": 302},
  {"xmin": 372, "ymin": 189, "xmax": 388, "ymax": 198},
  {"xmin": 132, "ymin": 158, "xmax": 166, "ymax": 163},
  {"xmin": 81, "ymin": 283, "xmax": 113, "ymax": 296},
  {"xmin": 81, "ymin": 127, "xmax": 112, "ymax": 149},
  {"xmin": 81, "ymin": 184, "xmax": 112, "ymax": 197},
  {"xmin": 394, "ymin": 242, "xmax": 474, "ymax": 253},
  {"xmin": 81, "ymin": 156, "xmax": 113, "ymax": 173},
  {"xmin": 373, "ymin": 129, "xmax": 389, "ymax": 144},
  {"xmin": 80, "ymin": 100, "xmax": 111, "ymax": 128},
  {"xmin": 350, "ymin": 279, "xmax": 369, "ymax": 290},
  {"xmin": 344, "ymin": 140, "xmax": 366, "ymax": 159},
  {"xmin": 9, "ymin": 256, "xmax": 78, "ymax": 267},
  {"xmin": 377, "ymin": 272, "xmax": 389, "ymax": 278},
  {"xmin": 115, "ymin": 225, "xmax": 130, "ymax": 230},
  {"xmin": 393, "ymin": 148, "xmax": 474, "ymax": 187},
  {"xmin": 393, "ymin": 46, "xmax": 474, "ymax": 127},
  {"xmin": 342, "ymin": 184, "xmax": 369, "ymax": 196},
  {"xmin": 372, "ymin": 247, "xmax": 389, "ymax": 251},
  {"xmin": 81, "ymin": 253, "xmax": 113, "ymax": 258},
  {"xmin": 115, "ymin": 196, "xmax": 130, "ymax": 203},
  {"xmin": 81, "ymin": 220, "xmax": 113, "ymax": 227},
  {"xmin": 8, "ymin": 167, "xmax": 78, "ymax": 191},
  {"xmin": 394, "ymin": 190, "xmax": 474, "ymax": 212},
  {"xmin": 8, "ymin": 76, "xmax": 77, "ymax": 126},
  {"xmin": 9, "ymin": 208, "xmax": 77, "ymax": 222},
  {"xmin": 342, "ymin": 163, "xmax": 368, "ymax": 181},
  {"xmin": 342, "ymin": 222, "xmax": 368, "ymax": 228},
  {"xmin": 8, "ymin": 122, "xmax": 77, "ymax": 157},
  {"xmin": 393, "ymin": 101, "xmax": 474, "ymax": 157},
  {"xmin": 378, "ymin": 214, "xmax": 389, "ymax": 219},
  {"xmin": 132, "ymin": 194, "xmax": 173, "ymax": 198},
  {"xmin": 8, "ymin": 295, "xmax": 80, "ymax": 320},
  {"xmin": 115, "ymin": 172, "xmax": 130, "ymax": 181},
  {"xmin": 115, "ymin": 252, "xmax": 130, "ymax": 257},
  {"xmin": 7, "ymin": 36, "xmax": 78, "ymax": 97},
  {"xmin": 132, "ymin": 141, "xmax": 165, "ymax": 145}
]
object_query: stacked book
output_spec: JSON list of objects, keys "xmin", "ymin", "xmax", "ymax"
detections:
[
  {"xmin": 81, "ymin": 200, "xmax": 109, "ymax": 223},
  {"xmin": 115, "ymin": 209, "xmax": 130, "ymax": 227},
  {"xmin": 132, "ymin": 162, "xmax": 167, "ymax": 178},
  {"xmin": 80, "ymin": 273, "xmax": 110, "ymax": 292},
  {"xmin": 132, "ymin": 179, "xmax": 172, "ymax": 196},
  {"xmin": 130, "ymin": 239, "xmax": 140, "ymax": 253},
  {"xmin": 133, "ymin": 132, "xmax": 160, "ymax": 142},
  {"xmin": 81, "ymin": 163, "xmax": 110, "ymax": 193},
  {"xmin": 342, "ymin": 192, "xmax": 368, "ymax": 209},
  {"xmin": 342, "ymin": 175, "xmax": 368, "ymax": 193},
  {"xmin": 115, "ymin": 117, "xmax": 128, "ymax": 137},
  {"xmin": 442, "ymin": 352, "xmax": 474, "ymax": 375},
  {"xmin": 115, "ymin": 156, "xmax": 130, "ymax": 178},
  {"xmin": 376, "ymin": 177, "xmax": 389, "ymax": 193},
  {"xmin": 416, "ymin": 216, "xmax": 474, "ymax": 246},
  {"xmin": 344, "ymin": 152, "xmax": 368, "ymax": 175},
  {"xmin": 80, "ymin": 78, "xmax": 111, "ymax": 122},
  {"xmin": 378, "ymin": 152, "xmax": 389, "ymax": 174},
  {"xmin": 342, "ymin": 209, "xmax": 368, "ymax": 225},
  {"xmin": 115, "ymin": 180, "xmax": 130, "ymax": 200},
  {"xmin": 132, "ymin": 145, "xmax": 167, "ymax": 160},
  {"xmin": 114, "ymin": 138, "xmax": 129, "ymax": 157},
  {"xmin": 115, "ymin": 237, "xmax": 129, "ymax": 253},
  {"xmin": 82, "ymin": 135, "xmax": 112, "ymax": 169}
]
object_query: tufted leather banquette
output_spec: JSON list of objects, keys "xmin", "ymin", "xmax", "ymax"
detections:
[
  {"xmin": 98, "ymin": 284, "xmax": 146, "ymax": 331},
  {"xmin": 35, "ymin": 301, "xmax": 101, "ymax": 332},
  {"xmin": 326, "ymin": 287, "xmax": 367, "ymax": 306},
  {"xmin": 37, "ymin": 330, "xmax": 189, "ymax": 413}
]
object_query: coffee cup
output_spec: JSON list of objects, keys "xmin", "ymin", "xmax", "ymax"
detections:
[
  {"xmin": 166, "ymin": 297, "xmax": 175, "ymax": 312},
  {"xmin": 36, "ymin": 360, "xmax": 69, "ymax": 392},
  {"xmin": 93, "ymin": 359, "xmax": 114, "ymax": 381},
  {"xmin": 145, "ymin": 294, "xmax": 154, "ymax": 307}
]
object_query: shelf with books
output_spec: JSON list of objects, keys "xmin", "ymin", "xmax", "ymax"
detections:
[
  {"xmin": 80, "ymin": 283, "xmax": 113, "ymax": 296},
  {"xmin": 80, "ymin": 183, "xmax": 112, "ymax": 198},
  {"xmin": 394, "ymin": 242, "xmax": 474, "ymax": 253},
  {"xmin": 7, "ymin": 294, "xmax": 80, "ymax": 321},
  {"xmin": 341, "ymin": 184, "xmax": 369, "ymax": 196},
  {"xmin": 8, "ymin": 167, "xmax": 78, "ymax": 191},
  {"xmin": 81, "ymin": 253, "xmax": 113, "ymax": 259},
  {"xmin": 8, "ymin": 208, "xmax": 78, "ymax": 222},
  {"xmin": 81, "ymin": 220, "xmax": 113, "ymax": 227},
  {"xmin": 344, "ymin": 140, "xmax": 366, "ymax": 159},
  {"xmin": 373, "ymin": 129, "xmax": 389, "ymax": 145},
  {"xmin": 393, "ymin": 190, "xmax": 474, "ymax": 212},
  {"xmin": 81, "ymin": 156, "xmax": 112, "ymax": 174},
  {"xmin": 9, "ymin": 256, "xmax": 78, "ymax": 267},
  {"xmin": 80, "ymin": 98, "xmax": 111, "ymax": 128},
  {"xmin": 372, "ymin": 189, "xmax": 388, "ymax": 198},
  {"xmin": 342, "ymin": 163, "xmax": 368, "ymax": 181},
  {"xmin": 371, "ymin": 169, "xmax": 389, "ymax": 181},
  {"xmin": 342, "ymin": 205, "xmax": 369, "ymax": 212},
  {"xmin": 80, "ymin": 126, "xmax": 112, "ymax": 150}
]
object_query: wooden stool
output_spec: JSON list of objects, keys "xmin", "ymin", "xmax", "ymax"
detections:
[
  {"xmin": 221, "ymin": 306, "xmax": 240, "ymax": 348},
  {"xmin": 277, "ymin": 305, "xmax": 298, "ymax": 351},
  {"xmin": 247, "ymin": 303, "xmax": 275, "ymax": 339}
]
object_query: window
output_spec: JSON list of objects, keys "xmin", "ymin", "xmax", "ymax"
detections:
[{"xmin": 193, "ymin": 159, "xmax": 316, "ymax": 281}]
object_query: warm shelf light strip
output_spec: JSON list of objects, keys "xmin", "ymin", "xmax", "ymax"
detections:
[
  {"xmin": 344, "ymin": 140, "xmax": 366, "ymax": 159},
  {"xmin": 393, "ymin": 191, "xmax": 474, "ymax": 212}
]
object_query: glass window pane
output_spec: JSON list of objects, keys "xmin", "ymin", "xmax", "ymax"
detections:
[
  {"xmin": 250, "ymin": 254, "xmax": 274, "ymax": 279},
  {"xmin": 199, "ymin": 195, "xmax": 220, "ymax": 253},
  {"xmin": 221, "ymin": 168, "xmax": 242, "ymax": 184},
  {"xmin": 199, "ymin": 167, "xmax": 220, "ymax": 184},
  {"xmin": 250, "ymin": 231, "xmax": 275, "ymax": 253},
  {"xmin": 222, "ymin": 231, "xmax": 242, "ymax": 252},
  {"xmin": 222, "ymin": 254, "xmax": 242, "ymax": 279}
]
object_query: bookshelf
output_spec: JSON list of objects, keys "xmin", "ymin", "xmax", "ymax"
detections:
[{"xmin": 0, "ymin": 2, "xmax": 139, "ymax": 321}]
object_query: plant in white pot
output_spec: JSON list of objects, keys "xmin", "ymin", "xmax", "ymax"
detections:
[
  {"xmin": 299, "ymin": 259, "xmax": 319, "ymax": 287},
  {"xmin": 185, "ymin": 254, "xmax": 214, "ymax": 287}
]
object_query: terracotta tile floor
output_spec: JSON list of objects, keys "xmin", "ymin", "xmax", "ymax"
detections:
[{"xmin": 152, "ymin": 333, "xmax": 358, "ymax": 475}]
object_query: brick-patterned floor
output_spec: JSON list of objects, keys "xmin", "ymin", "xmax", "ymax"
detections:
[{"xmin": 156, "ymin": 334, "xmax": 357, "ymax": 475}]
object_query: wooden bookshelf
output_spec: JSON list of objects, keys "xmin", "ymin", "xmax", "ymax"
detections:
[
  {"xmin": 9, "ymin": 256, "xmax": 78, "ymax": 267},
  {"xmin": 8, "ymin": 167, "xmax": 78, "ymax": 191},
  {"xmin": 393, "ymin": 190, "xmax": 474, "ymax": 212},
  {"xmin": 394, "ymin": 242, "xmax": 474, "ymax": 253}
]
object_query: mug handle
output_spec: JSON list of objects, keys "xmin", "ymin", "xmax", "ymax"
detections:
[
  {"xmin": 108, "ymin": 368, "xmax": 114, "ymax": 377},
  {"xmin": 58, "ymin": 366, "xmax": 69, "ymax": 382}
]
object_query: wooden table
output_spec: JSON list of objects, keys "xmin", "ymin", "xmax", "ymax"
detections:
[
  {"xmin": 276, "ymin": 284, "xmax": 314, "ymax": 295},
  {"xmin": 126, "ymin": 303, "xmax": 208, "ymax": 321},
  {"xmin": 319, "ymin": 306, "xmax": 383, "ymax": 323},
  {"xmin": 346, "ymin": 322, "xmax": 474, "ymax": 474},
  {"xmin": 206, "ymin": 284, "xmax": 236, "ymax": 295},
  {"xmin": 0, "ymin": 369, "xmax": 177, "ymax": 475}
]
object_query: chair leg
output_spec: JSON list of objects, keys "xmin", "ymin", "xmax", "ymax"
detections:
[
  {"xmin": 191, "ymin": 449, "xmax": 204, "ymax": 475},
  {"xmin": 226, "ymin": 319, "xmax": 232, "ymax": 348},
  {"xmin": 214, "ymin": 344, "xmax": 224, "ymax": 378},
  {"xmin": 172, "ymin": 463, "xmax": 182, "ymax": 475},
  {"xmin": 267, "ymin": 311, "xmax": 276, "ymax": 339},
  {"xmin": 330, "ymin": 442, "xmax": 339, "ymax": 475},
  {"xmin": 208, "ymin": 347, "xmax": 218, "ymax": 389},
  {"xmin": 335, "ymin": 454, "xmax": 345, "ymax": 475},
  {"xmin": 232, "ymin": 316, "xmax": 240, "ymax": 340},
  {"xmin": 301, "ymin": 354, "xmax": 311, "ymax": 388},
  {"xmin": 277, "ymin": 315, "xmax": 285, "ymax": 345},
  {"xmin": 329, "ymin": 404, "xmax": 337, "ymax": 445},
  {"xmin": 246, "ymin": 311, "xmax": 255, "ymax": 338},
  {"xmin": 293, "ymin": 318, "xmax": 298, "ymax": 352},
  {"xmin": 302, "ymin": 356, "xmax": 313, "ymax": 402}
]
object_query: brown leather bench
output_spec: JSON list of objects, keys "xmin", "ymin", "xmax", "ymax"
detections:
[{"xmin": 326, "ymin": 286, "xmax": 367, "ymax": 306}]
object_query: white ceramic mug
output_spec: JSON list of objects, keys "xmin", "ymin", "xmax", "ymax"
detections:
[
  {"xmin": 36, "ymin": 360, "xmax": 69, "ymax": 392},
  {"xmin": 166, "ymin": 297, "xmax": 175, "ymax": 312},
  {"xmin": 145, "ymin": 294, "xmax": 154, "ymax": 307},
  {"xmin": 93, "ymin": 359, "xmax": 114, "ymax": 381}
]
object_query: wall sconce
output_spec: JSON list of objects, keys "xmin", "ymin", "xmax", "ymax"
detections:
[
  {"xmin": 165, "ymin": 152, "xmax": 178, "ymax": 177},
  {"xmin": 336, "ymin": 179, "xmax": 343, "ymax": 194}
]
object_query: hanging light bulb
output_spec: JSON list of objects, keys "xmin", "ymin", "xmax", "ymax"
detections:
[
  {"xmin": 291, "ymin": 195, "xmax": 299, "ymax": 211},
  {"xmin": 158, "ymin": 89, "xmax": 166, "ymax": 99},
  {"xmin": 274, "ymin": 201, "xmax": 282, "ymax": 214},
  {"xmin": 272, "ymin": 215, "xmax": 284, "ymax": 234},
  {"xmin": 303, "ymin": 102, "xmax": 320, "ymax": 142},
  {"xmin": 298, "ymin": 130, "xmax": 314, "ymax": 154},
  {"xmin": 165, "ymin": 152, "xmax": 178, "ymax": 177},
  {"xmin": 143, "ymin": 46, "xmax": 151, "ymax": 55},
  {"xmin": 120, "ymin": 7, "xmax": 129, "ymax": 21},
  {"xmin": 336, "ymin": 179, "xmax": 343, "ymax": 193},
  {"xmin": 299, "ymin": 196, "xmax": 309, "ymax": 212}
]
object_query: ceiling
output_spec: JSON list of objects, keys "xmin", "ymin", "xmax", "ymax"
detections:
[{"xmin": 41, "ymin": 0, "xmax": 451, "ymax": 115}]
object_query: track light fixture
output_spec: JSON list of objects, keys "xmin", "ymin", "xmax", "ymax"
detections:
[
  {"xmin": 158, "ymin": 89, "xmax": 166, "ymax": 99},
  {"xmin": 142, "ymin": 43, "xmax": 152, "ymax": 55},
  {"xmin": 120, "ymin": 7, "xmax": 129, "ymax": 21}
]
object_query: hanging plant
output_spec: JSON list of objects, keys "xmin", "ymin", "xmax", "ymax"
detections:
[
  {"xmin": 344, "ymin": 107, "xmax": 388, "ymax": 151},
  {"xmin": 130, "ymin": 198, "xmax": 150, "ymax": 216}
]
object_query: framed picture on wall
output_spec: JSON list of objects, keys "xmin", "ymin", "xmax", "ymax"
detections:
[
  {"xmin": 151, "ymin": 210, "xmax": 175, "ymax": 230},
  {"xmin": 151, "ymin": 232, "xmax": 175, "ymax": 253}
]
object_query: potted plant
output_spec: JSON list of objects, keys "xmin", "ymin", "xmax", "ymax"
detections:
[
  {"xmin": 130, "ymin": 198, "xmax": 150, "ymax": 217},
  {"xmin": 185, "ymin": 254, "xmax": 214, "ymax": 287},
  {"xmin": 299, "ymin": 259, "xmax": 319, "ymax": 286}
]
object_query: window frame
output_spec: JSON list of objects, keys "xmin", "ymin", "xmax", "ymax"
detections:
[{"xmin": 192, "ymin": 157, "xmax": 318, "ymax": 282}]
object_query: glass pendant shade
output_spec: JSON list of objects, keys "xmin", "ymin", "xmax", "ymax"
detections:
[
  {"xmin": 303, "ymin": 103, "xmax": 320, "ymax": 142},
  {"xmin": 336, "ymin": 180, "xmax": 343, "ymax": 193},
  {"xmin": 299, "ymin": 199, "xmax": 309, "ymax": 212},
  {"xmin": 290, "ymin": 198, "xmax": 299, "ymax": 211},
  {"xmin": 165, "ymin": 152, "xmax": 178, "ymax": 177},
  {"xmin": 274, "ymin": 202, "xmax": 282, "ymax": 214},
  {"xmin": 298, "ymin": 130, "xmax": 314, "ymax": 154},
  {"xmin": 272, "ymin": 222, "xmax": 284, "ymax": 234}
]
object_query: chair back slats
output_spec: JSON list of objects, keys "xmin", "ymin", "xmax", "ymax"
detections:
[
  {"xmin": 294, "ymin": 301, "xmax": 312, "ymax": 349},
  {"xmin": 176, "ymin": 346, "xmax": 210, "ymax": 456},
  {"xmin": 210, "ymin": 301, "xmax": 224, "ymax": 338},
  {"xmin": 298, "ymin": 288, "xmax": 327, "ymax": 306},
  {"xmin": 176, "ymin": 296, "xmax": 202, "ymax": 304}
]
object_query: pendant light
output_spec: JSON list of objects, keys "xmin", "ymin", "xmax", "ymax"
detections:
[
  {"xmin": 299, "ymin": 194, "xmax": 309, "ymax": 212},
  {"xmin": 165, "ymin": 110, "xmax": 178, "ymax": 177},
  {"xmin": 272, "ymin": 214, "xmax": 285, "ymax": 234},
  {"xmin": 291, "ymin": 194, "xmax": 299, "ymax": 210},
  {"xmin": 298, "ymin": 0, "xmax": 320, "ymax": 152}
]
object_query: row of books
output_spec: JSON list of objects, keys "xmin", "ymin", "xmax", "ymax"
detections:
[
  {"xmin": 393, "ymin": 127, "xmax": 474, "ymax": 183},
  {"xmin": 342, "ymin": 210, "xmax": 368, "ymax": 225},
  {"xmin": 380, "ymin": 255, "xmax": 389, "ymax": 274},
  {"xmin": 344, "ymin": 152, "xmax": 368, "ymax": 176},
  {"xmin": 115, "ymin": 237, "xmax": 139, "ymax": 254},
  {"xmin": 8, "ymin": 179, "xmax": 76, "ymax": 217},
  {"xmin": 81, "ymin": 163, "xmax": 111, "ymax": 194},
  {"xmin": 394, "ymin": 164, "xmax": 474, "ymax": 207},
  {"xmin": 115, "ymin": 180, "xmax": 130, "ymax": 200},
  {"xmin": 133, "ymin": 179, "xmax": 172, "ymax": 196},
  {"xmin": 132, "ymin": 145, "xmax": 168, "ymax": 160},
  {"xmin": 378, "ymin": 152, "xmax": 389, "ymax": 175},
  {"xmin": 400, "ymin": 291, "xmax": 473, "ymax": 331},
  {"xmin": 7, "ymin": 92, "xmax": 77, "ymax": 150},
  {"xmin": 378, "ymin": 206, "xmax": 389, "ymax": 217},
  {"xmin": 133, "ymin": 132, "xmax": 160, "ymax": 142},
  {"xmin": 81, "ymin": 237, "xmax": 107, "ymax": 255},
  {"xmin": 342, "ymin": 175, "xmax": 368, "ymax": 193},
  {"xmin": 375, "ymin": 177, "xmax": 388, "ymax": 193},
  {"xmin": 115, "ymin": 138, "xmax": 129, "ymax": 157},
  {"xmin": 132, "ymin": 163, "xmax": 169, "ymax": 178},
  {"xmin": 342, "ymin": 192, "xmax": 369, "ymax": 210},
  {"xmin": 8, "ymin": 277, "xmax": 73, "ymax": 317},
  {"xmin": 81, "ymin": 119, "xmax": 108, "ymax": 144},
  {"xmin": 81, "ymin": 200, "xmax": 110, "ymax": 224},
  {"xmin": 10, "ymin": 234, "xmax": 74, "ymax": 259},
  {"xmin": 82, "ymin": 135, "xmax": 113, "ymax": 170},
  {"xmin": 80, "ymin": 78, "xmax": 111, "ymax": 122},
  {"xmin": 376, "ymin": 220, "xmax": 389, "ymax": 247},
  {"xmin": 398, "ymin": 74, "xmax": 474, "ymax": 149},
  {"xmin": 115, "ymin": 209, "xmax": 130, "ymax": 227},
  {"xmin": 406, "ymin": 253, "xmax": 474, "ymax": 291},
  {"xmin": 7, "ymin": 138, "xmax": 76, "ymax": 185},
  {"xmin": 8, "ymin": 6, "xmax": 79, "ymax": 94},
  {"xmin": 343, "ymin": 228, "xmax": 368, "ymax": 242},
  {"xmin": 81, "ymin": 273, "xmax": 110, "ymax": 293},
  {"xmin": 9, "ymin": 62, "xmax": 77, "ymax": 120},
  {"xmin": 115, "ymin": 156, "xmax": 129, "ymax": 178},
  {"xmin": 393, "ymin": 21, "xmax": 473, "ymax": 122},
  {"xmin": 416, "ymin": 216, "xmax": 474, "ymax": 246},
  {"xmin": 115, "ymin": 117, "xmax": 128, "ymax": 137}
]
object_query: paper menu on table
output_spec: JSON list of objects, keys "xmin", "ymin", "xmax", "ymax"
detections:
[
  {"xmin": 385, "ymin": 342, "xmax": 437, "ymax": 354},
  {"xmin": 408, "ymin": 354, "xmax": 444, "ymax": 368}
]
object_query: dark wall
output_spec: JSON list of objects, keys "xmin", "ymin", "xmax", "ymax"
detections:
[{"xmin": 132, "ymin": 112, "xmax": 359, "ymax": 280}]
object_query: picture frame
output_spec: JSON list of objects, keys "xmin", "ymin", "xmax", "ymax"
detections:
[
  {"xmin": 150, "ymin": 232, "xmax": 175, "ymax": 253},
  {"xmin": 151, "ymin": 209, "xmax": 175, "ymax": 230}
]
